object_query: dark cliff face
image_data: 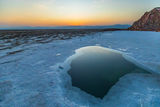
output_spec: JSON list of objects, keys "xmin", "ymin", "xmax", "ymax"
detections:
[{"xmin": 129, "ymin": 7, "xmax": 160, "ymax": 31}]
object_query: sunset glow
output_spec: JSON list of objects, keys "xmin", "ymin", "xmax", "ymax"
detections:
[{"xmin": 0, "ymin": 0, "xmax": 160, "ymax": 27}]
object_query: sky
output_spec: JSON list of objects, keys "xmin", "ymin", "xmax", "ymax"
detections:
[{"xmin": 0, "ymin": 0, "xmax": 160, "ymax": 27}]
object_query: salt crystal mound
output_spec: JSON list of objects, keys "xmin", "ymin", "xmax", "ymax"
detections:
[{"xmin": 65, "ymin": 46, "xmax": 152, "ymax": 98}]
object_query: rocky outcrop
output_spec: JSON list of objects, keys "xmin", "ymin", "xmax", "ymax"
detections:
[{"xmin": 129, "ymin": 7, "xmax": 160, "ymax": 31}]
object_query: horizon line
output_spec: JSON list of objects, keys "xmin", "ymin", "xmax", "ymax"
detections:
[{"xmin": 0, "ymin": 24, "xmax": 131, "ymax": 30}]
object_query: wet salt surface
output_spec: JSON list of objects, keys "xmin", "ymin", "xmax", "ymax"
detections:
[{"xmin": 0, "ymin": 31, "xmax": 160, "ymax": 106}]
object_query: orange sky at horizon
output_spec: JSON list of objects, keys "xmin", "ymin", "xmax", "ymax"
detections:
[
  {"xmin": 0, "ymin": 0, "xmax": 159, "ymax": 27},
  {"xmin": 0, "ymin": 10, "xmax": 137, "ymax": 26}
]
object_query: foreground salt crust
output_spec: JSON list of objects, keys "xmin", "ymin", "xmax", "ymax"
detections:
[
  {"xmin": 0, "ymin": 31, "xmax": 160, "ymax": 106},
  {"xmin": 49, "ymin": 46, "xmax": 160, "ymax": 107}
]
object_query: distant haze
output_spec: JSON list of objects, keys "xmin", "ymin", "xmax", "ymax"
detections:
[
  {"xmin": 0, "ymin": 0, "xmax": 160, "ymax": 28},
  {"xmin": 0, "ymin": 24, "xmax": 131, "ymax": 30}
]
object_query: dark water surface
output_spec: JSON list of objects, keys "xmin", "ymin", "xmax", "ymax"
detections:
[{"xmin": 68, "ymin": 46, "xmax": 151, "ymax": 98}]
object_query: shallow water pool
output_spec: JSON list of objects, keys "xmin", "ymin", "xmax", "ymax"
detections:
[{"xmin": 68, "ymin": 46, "xmax": 151, "ymax": 98}]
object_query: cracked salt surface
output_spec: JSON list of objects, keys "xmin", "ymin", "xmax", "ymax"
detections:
[{"xmin": 0, "ymin": 31, "xmax": 160, "ymax": 106}]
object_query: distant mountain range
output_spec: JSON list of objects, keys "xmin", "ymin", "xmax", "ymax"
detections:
[{"xmin": 0, "ymin": 24, "xmax": 130, "ymax": 30}]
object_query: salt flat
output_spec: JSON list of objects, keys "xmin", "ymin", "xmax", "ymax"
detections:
[{"xmin": 0, "ymin": 31, "xmax": 160, "ymax": 107}]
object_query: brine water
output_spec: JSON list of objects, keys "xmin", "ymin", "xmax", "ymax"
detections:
[{"xmin": 68, "ymin": 46, "xmax": 151, "ymax": 98}]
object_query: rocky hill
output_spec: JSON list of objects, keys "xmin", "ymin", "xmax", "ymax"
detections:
[{"xmin": 129, "ymin": 7, "xmax": 160, "ymax": 31}]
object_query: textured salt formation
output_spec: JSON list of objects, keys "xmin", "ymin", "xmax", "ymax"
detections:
[
  {"xmin": 68, "ymin": 46, "xmax": 151, "ymax": 98},
  {"xmin": 1, "ymin": 31, "xmax": 160, "ymax": 106}
]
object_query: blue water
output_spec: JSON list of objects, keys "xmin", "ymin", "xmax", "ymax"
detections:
[{"xmin": 68, "ymin": 46, "xmax": 151, "ymax": 98}]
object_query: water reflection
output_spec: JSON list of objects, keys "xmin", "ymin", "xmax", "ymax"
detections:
[{"xmin": 68, "ymin": 46, "xmax": 151, "ymax": 99}]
